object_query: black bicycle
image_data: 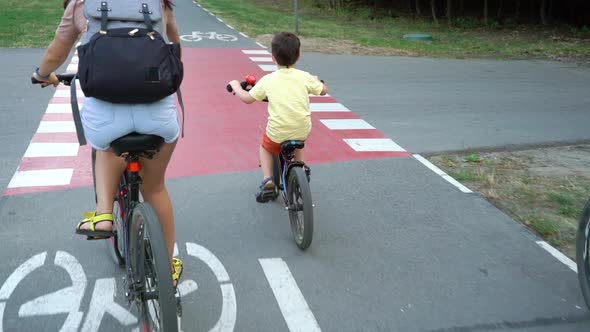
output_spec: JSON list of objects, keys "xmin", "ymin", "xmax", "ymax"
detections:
[
  {"xmin": 34, "ymin": 74, "xmax": 180, "ymax": 331},
  {"xmin": 271, "ymin": 141, "xmax": 314, "ymax": 250},
  {"xmin": 576, "ymin": 199, "xmax": 590, "ymax": 311},
  {"xmin": 227, "ymin": 78, "xmax": 314, "ymax": 250}
]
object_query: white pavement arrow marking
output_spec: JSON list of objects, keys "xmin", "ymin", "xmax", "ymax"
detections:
[
  {"xmin": 186, "ymin": 242, "xmax": 236, "ymax": 332},
  {"xmin": 18, "ymin": 251, "xmax": 86, "ymax": 332},
  {"xmin": 81, "ymin": 278, "xmax": 137, "ymax": 332}
]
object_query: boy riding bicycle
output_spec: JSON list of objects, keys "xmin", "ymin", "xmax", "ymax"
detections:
[{"xmin": 228, "ymin": 32, "xmax": 328, "ymax": 203}]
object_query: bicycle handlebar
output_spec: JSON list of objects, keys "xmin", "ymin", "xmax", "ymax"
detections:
[
  {"xmin": 31, "ymin": 73, "xmax": 76, "ymax": 87},
  {"xmin": 226, "ymin": 81, "xmax": 250, "ymax": 93}
]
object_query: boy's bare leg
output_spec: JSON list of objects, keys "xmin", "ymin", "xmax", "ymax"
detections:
[
  {"xmin": 294, "ymin": 148, "xmax": 304, "ymax": 162},
  {"xmin": 259, "ymin": 145, "xmax": 274, "ymax": 179}
]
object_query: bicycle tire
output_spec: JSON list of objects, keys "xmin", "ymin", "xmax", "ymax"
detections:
[
  {"xmin": 105, "ymin": 173, "xmax": 128, "ymax": 266},
  {"xmin": 576, "ymin": 199, "xmax": 590, "ymax": 311},
  {"xmin": 272, "ymin": 155, "xmax": 282, "ymax": 194},
  {"xmin": 129, "ymin": 203, "xmax": 178, "ymax": 331},
  {"xmin": 107, "ymin": 200, "xmax": 126, "ymax": 266},
  {"xmin": 287, "ymin": 167, "xmax": 314, "ymax": 250}
]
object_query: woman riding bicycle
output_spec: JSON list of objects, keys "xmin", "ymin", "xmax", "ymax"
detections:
[{"xmin": 32, "ymin": 0, "xmax": 183, "ymax": 285}]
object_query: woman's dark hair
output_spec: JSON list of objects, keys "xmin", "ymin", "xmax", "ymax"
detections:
[
  {"xmin": 163, "ymin": 0, "xmax": 174, "ymax": 10},
  {"xmin": 271, "ymin": 32, "xmax": 300, "ymax": 67},
  {"xmin": 63, "ymin": 0, "xmax": 70, "ymax": 9}
]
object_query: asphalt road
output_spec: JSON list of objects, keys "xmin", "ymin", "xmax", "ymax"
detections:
[{"xmin": 0, "ymin": 0, "xmax": 589, "ymax": 331}]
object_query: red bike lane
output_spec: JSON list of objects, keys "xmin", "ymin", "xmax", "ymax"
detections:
[{"xmin": 4, "ymin": 48, "xmax": 409, "ymax": 196}]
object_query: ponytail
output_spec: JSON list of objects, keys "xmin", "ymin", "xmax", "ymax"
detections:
[{"xmin": 162, "ymin": 0, "xmax": 174, "ymax": 10}]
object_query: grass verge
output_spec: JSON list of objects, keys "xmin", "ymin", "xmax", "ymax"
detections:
[
  {"xmin": 428, "ymin": 144, "xmax": 590, "ymax": 258},
  {"xmin": 197, "ymin": 0, "xmax": 590, "ymax": 60},
  {"xmin": 0, "ymin": 0, "xmax": 64, "ymax": 48}
]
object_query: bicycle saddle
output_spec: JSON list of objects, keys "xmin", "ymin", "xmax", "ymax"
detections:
[
  {"xmin": 280, "ymin": 140, "xmax": 305, "ymax": 155},
  {"xmin": 111, "ymin": 132, "xmax": 164, "ymax": 156}
]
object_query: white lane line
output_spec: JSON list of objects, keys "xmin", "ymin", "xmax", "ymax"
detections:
[
  {"xmin": 239, "ymin": 32, "xmax": 249, "ymax": 38},
  {"xmin": 258, "ymin": 64, "xmax": 277, "ymax": 72},
  {"xmin": 217, "ymin": 17, "xmax": 224, "ymax": 23},
  {"xmin": 37, "ymin": 121, "xmax": 76, "ymax": 133},
  {"xmin": 310, "ymin": 103, "xmax": 350, "ymax": 112},
  {"xmin": 320, "ymin": 119, "xmax": 375, "ymax": 130},
  {"xmin": 242, "ymin": 49, "xmax": 270, "ymax": 55},
  {"xmin": 249, "ymin": 57, "xmax": 273, "ymax": 62},
  {"xmin": 413, "ymin": 154, "xmax": 473, "ymax": 193},
  {"xmin": 226, "ymin": 24, "xmax": 234, "ymax": 29},
  {"xmin": 256, "ymin": 42, "xmax": 267, "ymax": 48},
  {"xmin": 46, "ymin": 104, "xmax": 78, "ymax": 114},
  {"xmin": 54, "ymin": 89, "xmax": 85, "ymax": 98},
  {"xmin": 8, "ymin": 169, "xmax": 74, "ymax": 188},
  {"xmin": 537, "ymin": 241, "xmax": 577, "ymax": 272},
  {"xmin": 24, "ymin": 143, "xmax": 79, "ymax": 158},
  {"xmin": 344, "ymin": 138, "xmax": 406, "ymax": 152},
  {"xmin": 259, "ymin": 258, "xmax": 321, "ymax": 332}
]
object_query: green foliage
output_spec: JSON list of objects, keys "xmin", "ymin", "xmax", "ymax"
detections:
[
  {"xmin": 463, "ymin": 154, "xmax": 482, "ymax": 163},
  {"xmin": 0, "ymin": 0, "xmax": 63, "ymax": 47},
  {"xmin": 454, "ymin": 17, "xmax": 477, "ymax": 29}
]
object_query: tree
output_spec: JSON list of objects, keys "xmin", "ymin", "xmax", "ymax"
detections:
[
  {"xmin": 483, "ymin": 0, "xmax": 488, "ymax": 25},
  {"xmin": 431, "ymin": 0, "xmax": 438, "ymax": 23},
  {"xmin": 540, "ymin": 0, "xmax": 548, "ymax": 25},
  {"xmin": 447, "ymin": 0, "xmax": 452, "ymax": 24}
]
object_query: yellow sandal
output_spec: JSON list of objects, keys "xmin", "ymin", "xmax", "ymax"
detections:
[
  {"xmin": 172, "ymin": 257, "xmax": 183, "ymax": 287},
  {"xmin": 75, "ymin": 211, "xmax": 114, "ymax": 240}
]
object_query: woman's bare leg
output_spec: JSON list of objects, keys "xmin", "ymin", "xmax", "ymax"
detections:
[
  {"xmin": 79, "ymin": 149, "xmax": 126, "ymax": 231},
  {"xmin": 139, "ymin": 141, "xmax": 177, "ymax": 262}
]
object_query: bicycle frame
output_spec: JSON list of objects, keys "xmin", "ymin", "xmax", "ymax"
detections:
[
  {"xmin": 117, "ymin": 154, "xmax": 145, "ymax": 301},
  {"xmin": 277, "ymin": 150, "xmax": 306, "ymax": 204}
]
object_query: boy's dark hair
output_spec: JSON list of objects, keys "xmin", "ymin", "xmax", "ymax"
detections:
[{"xmin": 271, "ymin": 32, "xmax": 300, "ymax": 67}]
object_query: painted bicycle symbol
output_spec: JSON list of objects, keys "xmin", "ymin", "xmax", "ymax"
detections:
[
  {"xmin": 0, "ymin": 243, "xmax": 236, "ymax": 332},
  {"xmin": 180, "ymin": 31, "xmax": 238, "ymax": 42}
]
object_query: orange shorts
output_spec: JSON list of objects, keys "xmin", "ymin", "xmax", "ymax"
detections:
[{"xmin": 261, "ymin": 132, "xmax": 281, "ymax": 155}]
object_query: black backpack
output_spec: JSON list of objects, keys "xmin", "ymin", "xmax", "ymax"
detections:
[{"xmin": 77, "ymin": 0, "xmax": 183, "ymax": 103}]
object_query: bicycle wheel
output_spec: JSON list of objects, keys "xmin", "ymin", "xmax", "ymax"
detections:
[
  {"xmin": 272, "ymin": 155, "xmax": 282, "ymax": 194},
  {"xmin": 576, "ymin": 199, "xmax": 590, "ymax": 311},
  {"xmin": 287, "ymin": 166, "xmax": 314, "ymax": 250},
  {"xmin": 129, "ymin": 203, "xmax": 178, "ymax": 331},
  {"xmin": 179, "ymin": 34, "xmax": 202, "ymax": 42}
]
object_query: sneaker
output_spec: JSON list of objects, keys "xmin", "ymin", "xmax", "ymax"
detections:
[{"xmin": 256, "ymin": 177, "xmax": 278, "ymax": 203}]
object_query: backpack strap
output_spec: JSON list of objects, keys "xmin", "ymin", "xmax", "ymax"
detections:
[
  {"xmin": 176, "ymin": 89, "xmax": 185, "ymax": 138},
  {"xmin": 99, "ymin": 1, "xmax": 110, "ymax": 34},
  {"xmin": 70, "ymin": 77, "xmax": 87, "ymax": 146},
  {"xmin": 140, "ymin": 3, "xmax": 154, "ymax": 33}
]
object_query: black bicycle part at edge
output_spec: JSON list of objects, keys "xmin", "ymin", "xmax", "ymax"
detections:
[
  {"xmin": 34, "ymin": 74, "xmax": 180, "ymax": 330},
  {"xmin": 272, "ymin": 141, "xmax": 314, "ymax": 250},
  {"xmin": 576, "ymin": 199, "xmax": 590, "ymax": 311}
]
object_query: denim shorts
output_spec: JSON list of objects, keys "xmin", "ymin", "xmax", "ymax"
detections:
[{"xmin": 80, "ymin": 95, "xmax": 180, "ymax": 151}]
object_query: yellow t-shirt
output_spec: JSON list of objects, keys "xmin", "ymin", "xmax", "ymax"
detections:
[{"xmin": 249, "ymin": 68, "xmax": 324, "ymax": 143}]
